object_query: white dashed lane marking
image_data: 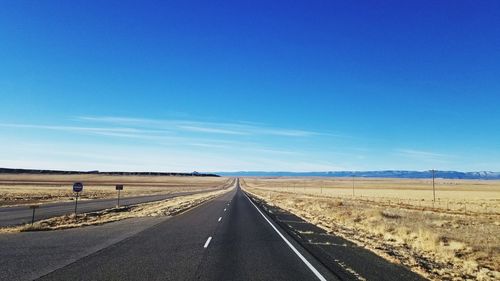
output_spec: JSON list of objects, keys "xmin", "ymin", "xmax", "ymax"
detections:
[{"xmin": 203, "ymin": 237, "xmax": 212, "ymax": 248}]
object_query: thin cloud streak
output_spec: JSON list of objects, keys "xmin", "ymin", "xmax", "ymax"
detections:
[
  {"xmin": 78, "ymin": 116, "xmax": 323, "ymax": 137},
  {"xmin": 0, "ymin": 117, "xmax": 361, "ymax": 171},
  {"xmin": 0, "ymin": 123, "xmax": 169, "ymax": 135},
  {"xmin": 176, "ymin": 125, "xmax": 249, "ymax": 135},
  {"xmin": 1, "ymin": 121, "xmax": 301, "ymax": 156},
  {"xmin": 395, "ymin": 149, "xmax": 453, "ymax": 162}
]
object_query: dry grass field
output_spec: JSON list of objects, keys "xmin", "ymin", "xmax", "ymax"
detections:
[
  {"xmin": 0, "ymin": 174, "xmax": 229, "ymax": 207},
  {"xmin": 244, "ymin": 177, "xmax": 500, "ymax": 213},
  {"xmin": 242, "ymin": 177, "xmax": 500, "ymax": 281}
]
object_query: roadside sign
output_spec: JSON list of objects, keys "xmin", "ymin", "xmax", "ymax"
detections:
[
  {"xmin": 72, "ymin": 182, "xmax": 83, "ymax": 216},
  {"xmin": 73, "ymin": 182, "xmax": 84, "ymax": 193},
  {"xmin": 116, "ymin": 185, "xmax": 124, "ymax": 207}
]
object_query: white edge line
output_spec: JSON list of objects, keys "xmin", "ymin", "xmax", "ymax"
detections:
[
  {"xmin": 244, "ymin": 193, "xmax": 328, "ymax": 281},
  {"xmin": 203, "ymin": 236, "xmax": 212, "ymax": 248},
  {"xmin": 218, "ymin": 217, "xmax": 222, "ymax": 222}
]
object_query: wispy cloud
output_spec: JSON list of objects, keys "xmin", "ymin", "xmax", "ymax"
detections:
[
  {"xmin": 0, "ymin": 123, "xmax": 165, "ymax": 135},
  {"xmin": 0, "ymin": 122, "xmax": 237, "ymax": 146},
  {"xmin": 395, "ymin": 149, "xmax": 453, "ymax": 162},
  {"xmin": 77, "ymin": 116, "xmax": 321, "ymax": 137},
  {"xmin": 176, "ymin": 125, "xmax": 248, "ymax": 135},
  {"xmin": 0, "ymin": 116, "xmax": 357, "ymax": 171},
  {"xmin": 0, "ymin": 121, "xmax": 303, "ymax": 156}
]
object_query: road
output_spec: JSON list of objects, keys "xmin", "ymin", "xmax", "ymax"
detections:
[
  {"xmin": 1, "ymin": 179, "xmax": 426, "ymax": 281},
  {"xmin": 0, "ymin": 189, "xmax": 221, "ymax": 227},
  {"xmin": 33, "ymin": 181, "xmax": 334, "ymax": 281}
]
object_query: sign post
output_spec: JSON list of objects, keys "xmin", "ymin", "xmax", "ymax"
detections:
[
  {"xmin": 115, "ymin": 184, "xmax": 124, "ymax": 207},
  {"xmin": 430, "ymin": 169, "xmax": 436, "ymax": 208},
  {"xmin": 432, "ymin": 169, "xmax": 436, "ymax": 202},
  {"xmin": 29, "ymin": 205, "xmax": 39, "ymax": 225},
  {"xmin": 73, "ymin": 182, "xmax": 84, "ymax": 216}
]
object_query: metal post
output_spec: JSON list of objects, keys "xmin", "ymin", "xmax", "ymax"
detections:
[
  {"xmin": 31, "ymin": 208, "xmax": 36, "ymax": 225},
  {"xmin": 74, "ymin": 192, "xmax": 79, "ymax": 215},
  {"xmin": 432, "ymin": 169, "xmax": 436, "ymax": 202},
  {"xmin": 117, "ymin": 189, "xmax": 121, "ymax": 207}
]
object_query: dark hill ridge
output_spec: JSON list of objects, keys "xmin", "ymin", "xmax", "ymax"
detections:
[
  {"xmin": 215, "ymin": 170, "xmax": 500, "ymax": 179},
  {"xmin": 0, "ymin": 168, "xmax": 219, "ymax": 177}
]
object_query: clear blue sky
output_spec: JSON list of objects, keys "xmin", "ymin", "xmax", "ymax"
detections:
[{"xmin": 1, "ymin": 1, "xmax": 499, "ymax": 172}]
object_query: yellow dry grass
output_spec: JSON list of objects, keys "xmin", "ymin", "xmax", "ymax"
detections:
[
  {"xmin": 242, "ymin": 177, "xmax": 500, "ymax": 281},
  {"xmin": 0, "ymin": 174, "xmax": 229, "ymax": 206},
  {"xmin": 1, "ymin": 187, "xmax": 233, "ymax": 233},
  {"xmin": 243, "ymin": 177, "xmax": 500, "ymax": 214}
]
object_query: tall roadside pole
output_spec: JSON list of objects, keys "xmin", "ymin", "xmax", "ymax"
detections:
[
  {"xmin": 432, "ymin": 169, "xmax": 436, "ymax": 202},
  {"xmin": 73, "ymin": 182, "xmax": 84, "ymax": 216},
  {"xmin": 116, "ymin": 184, "xmax": 124, "ymax": 207}
]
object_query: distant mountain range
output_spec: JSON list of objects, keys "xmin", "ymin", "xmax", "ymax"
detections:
[
  {"xmin": 215, "ymin": 170, "xmax": 500, "ymax": 179},
  {"xmin": 2, "ymin": 168, "xmax": 499, "ymax": 179}
]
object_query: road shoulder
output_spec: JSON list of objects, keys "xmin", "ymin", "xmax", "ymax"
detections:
[
  {"xmin": 0, "ymin": 217, "xmax": 167, "ymax": 281},
  {"xmin": 244, "ymin": 191, "xmax": 427, "ymax": 281}
]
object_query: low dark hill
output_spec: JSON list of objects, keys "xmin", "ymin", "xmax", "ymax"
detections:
[{"xmin": 0, "ymin": 168, "xmax": 219, "ymax": 177}]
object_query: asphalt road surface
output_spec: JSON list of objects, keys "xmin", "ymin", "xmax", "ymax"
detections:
[
  {"xmin": 0, "ymin": 217, "xmax": 168, "ymax": 281},
  {"xmin": 0, "ymin": 189, "xmax": 221, "ymax": 227},
  {"xmin": 2, "ymin": 179, "xmax": 426, "ymax": 281}
]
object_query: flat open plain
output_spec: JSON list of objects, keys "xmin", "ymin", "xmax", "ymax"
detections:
[
  {"xmin": 1, "ymin": 180, "xmax": 424, "ymax": 281},
  {"xmin": 2, "ymin": 176, "xmax": 498, "ymax": 280}
]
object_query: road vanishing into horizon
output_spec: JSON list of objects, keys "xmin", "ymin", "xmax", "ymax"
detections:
[{"xmin": 1, "ymin": 179, "xmax": 425, "ymax": 281}]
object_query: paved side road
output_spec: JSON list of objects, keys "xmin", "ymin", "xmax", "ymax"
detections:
[{"xmin": 0, "ymin": 188, "xmax": 222, "ymax": 227}]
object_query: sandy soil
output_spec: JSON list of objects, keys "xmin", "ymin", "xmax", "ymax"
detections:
[{"xmin": 242, "ymin": 178, "xmax": 500, "ymax": 281}]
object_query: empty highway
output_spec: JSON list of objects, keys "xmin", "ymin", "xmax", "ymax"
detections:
[{"xmin": 1, "ymin": 180, "xmax": 425, "ymax": 281}]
